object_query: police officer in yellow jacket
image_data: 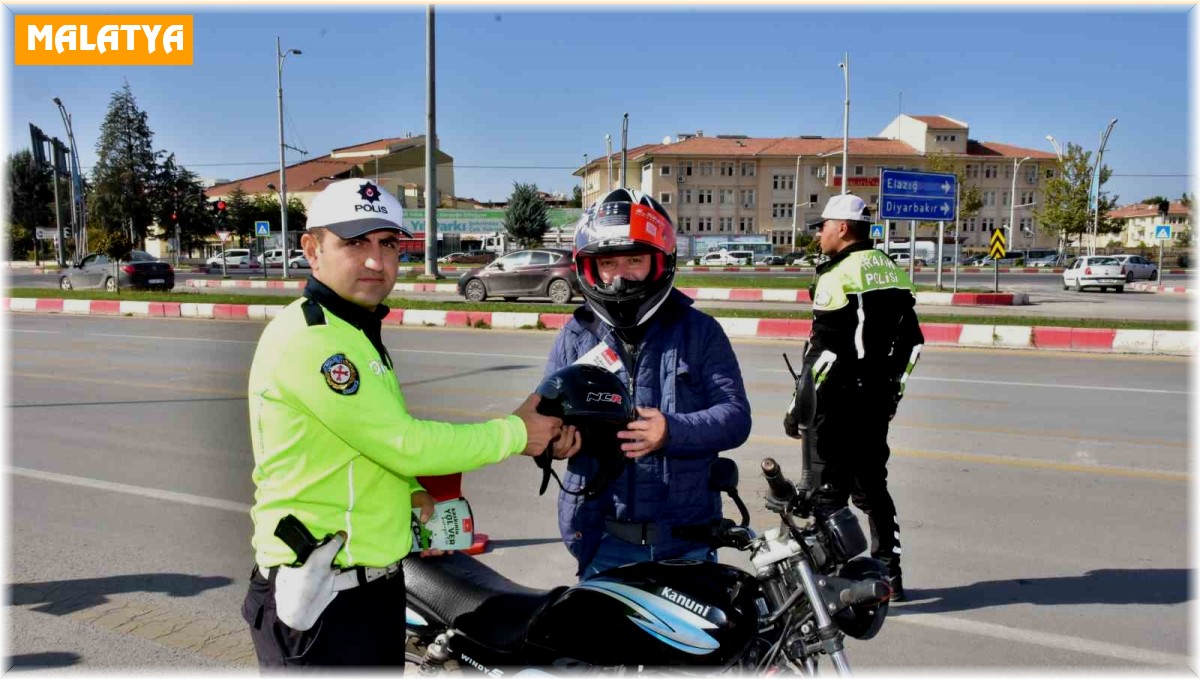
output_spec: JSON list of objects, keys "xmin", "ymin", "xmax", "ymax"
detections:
[
  {"xmin": 787, "ymin": 194, "xmax": 924, "ymax": 602},
  {"xmin": 241, "ymin": 179, "xmax": 573, "ymax": 667}
]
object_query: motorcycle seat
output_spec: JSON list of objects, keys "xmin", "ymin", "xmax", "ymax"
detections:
[{"xmin": 404, "ymin": 552, "xmax": 567, "ymax": 652}]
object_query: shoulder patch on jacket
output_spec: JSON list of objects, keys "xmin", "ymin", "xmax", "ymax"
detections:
[
  {"xmin": 302, "ymin": 298, "xmax": 326, "ymax": 327},
  {"xmin": 321, "ymin": 354, "xmax": 360, "ymax": 395}
]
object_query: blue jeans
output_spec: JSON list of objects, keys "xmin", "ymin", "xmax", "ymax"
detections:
[{"xmin": 581, "ymin": 534, "xmax": 716, "ymax": 580}]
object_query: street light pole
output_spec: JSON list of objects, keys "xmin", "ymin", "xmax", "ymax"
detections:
[
  {"xmin": 276, "ymin": 37, "xmax": 301, "ymax": 279},
  {"xmin": 52, "ymin": 97, "xmax": 85, "ymax": 260},
  {"xmin": 790, "ymin": 155, "xmax": 802, "ymax": 253},
  {"xmin": 1008, "ymin": 156, "xmax": 1030, "ymax": 257},
  {"xmin": 838, "ymin": 53, "xmax": 850, "ymax": 196},
  {"xmin": 1089, "ymin": 118, "xmax": 1118, "ymax": 257},
  {"xmin": 1044, "ymin": 135, "xmax": 1063, "ymax": 162}
]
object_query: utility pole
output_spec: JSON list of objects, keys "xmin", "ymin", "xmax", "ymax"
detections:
[
  {"xmin": 424, "ymin": 4, "xmax": 441, "ymax": 277},
  {"xmin": 839, "ymin": 53, "xmax": 850, "ymax": 196},
  {"xmin": 276, "ymin": 36, "xmax": 302, "ymax": 278}
]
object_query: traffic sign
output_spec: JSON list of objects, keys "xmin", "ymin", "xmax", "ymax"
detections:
[
  {"xmin": 1155, "ymin": 224, "xmax": 1172, "ymax": 240},
  {"xmin": 869, "ymin": 224, "xmax": 885, "ymax": 239},
  {"xmin": 34, "ymin": 227, "xmax": 56, "ymax": 240},
  {"xmin": 989, "ymin": 228, "xmax": 1007, "ymax": 259},
  {"xmin": 880, "ymin": 169, "xmax": 957, "ymax": 221},
  {"xmin": 217, "ymin": 230, "xmax": 231, "ymax": 242},
  {"xmin": 255, "ymin": 221, "xmax": 270, "ymax": 237}
]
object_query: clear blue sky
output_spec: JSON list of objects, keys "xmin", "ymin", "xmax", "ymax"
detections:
[{"xmin": 6, "ymin": 5, "xmax": 1193, "ymax": 205}]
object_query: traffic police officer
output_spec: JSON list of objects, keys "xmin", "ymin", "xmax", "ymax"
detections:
[
  {"xmin": 241, "ymin": 178, "xmax": 567, "ymax": 667},
  {"xmin": 787, "ymin": 194, "xmax": 924, "ymax": 602}
]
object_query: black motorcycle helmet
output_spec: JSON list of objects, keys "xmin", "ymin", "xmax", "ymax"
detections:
[
  {"xmin": 534, "ymin": 364, "xmax": 635, "ymax": 499},
  {"xmin": 573, "ymin": 188, "xmax": 678, "ymax": 330},
  {"xmin": 832, "ymin": 556, "xmax": 891, "ymax": 640}
]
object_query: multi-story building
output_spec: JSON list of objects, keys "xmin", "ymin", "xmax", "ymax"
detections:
[
  {"xmin": 575, "ymin": 115, "xmax": 1059, "ymax": 251},
  {"xmin": 1101, "ymin": 201, "xmax": 1192, "ymax": 249}
]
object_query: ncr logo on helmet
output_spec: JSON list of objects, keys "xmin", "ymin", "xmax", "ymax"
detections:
[
  {"xmin": 586, "ymin": 391, "xmax": 623, "ymax": 405},
  {"xmin": 355, "ymin": 182, "xmax": 389, "ymax": 215}
]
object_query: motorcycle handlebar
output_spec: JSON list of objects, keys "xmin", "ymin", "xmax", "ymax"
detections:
[
  {"xmin": 761, "ymin": 458, "xmax": 796, "ymax": 504},
  {"xmin": 838, "ymin": 579, "xmax": 891, "ymax": 607}
]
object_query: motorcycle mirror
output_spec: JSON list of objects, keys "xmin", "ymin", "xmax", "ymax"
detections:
[{"xmin": 708, "ymin": 457, "xmax": 739, "ymax": 493}]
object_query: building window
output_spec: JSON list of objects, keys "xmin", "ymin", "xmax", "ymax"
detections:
[
  {"xmin": 698, "ymin": 217, "xmax": 712, "ymax": 232},
  {"xmin": 982, "ymin": 217, "xmax": 995, "ymax": 232},
  {"xmin": 1020, "ymin": 191, "xmax": 1034, "ymax": 205},
  {"xmin": 1045, "ymin": 169, "xmax": 1055, "ymax": 179},
  {"xmin": 720, "ymin": 189, "xmax": 734, "ymax": 205},
  {"xmin": 660, "ymin": 165, "xmax": 671, "ymax": 176},
  {"xmin": 772, "ymin": 174, "xmax": 795, "ymax": 191},
  {"xmin": 984, "ymin": 165, "xmax": 998, "ymax": 179},
  {"xmin": 681, "ymin": 161, "xmax": 693, "ymax": 176},
  {"xmin": 1019, "ymin": 217, "xmax": 1033, "ymax": 234},
  {"xmin": 1002, "ymin": 191, "xmax": 1010, "ymax": 207},
  {"xmin": 834, "ymin": 165, "xmax": 843, "ymax": 177},
  {"xmin": 870, "ymin": 194, "xmax": 878, "ymax": 205},
  {"xmin": 1005, "ymin": 165, "xmax": 1013, "ymax": 179},
  {"xmin": 680, "ymin": 216, "xmax": 692, "ymax": 232},
  {"xmin": 681, "ymin": 189, "xmax": 693, "ymax": 204},
  {"xmin": 720, "ymin": 161, "xmax": 735, "ymax": 177},
  {"xmin": 1025, "ymin": 168, "xmax": 1038, "ymax": 184},
  {"xmin": 983, "ymin": 191, "xmax": 996, "ymax": 207},
  {"xmin": 854, "ymin": 165, "xmax": 865, "ymax": 176},
  {"xmin": 966, "ymin": 164, "xmax": 979, "ymax": 179},
  {"xmin": 697, "ymin": 189, "xmax": 713, "ymax": 204},
  {"xmin": 809, "ymin": 194, "xmax": 818, "ymax": 205},
  {"xmin": 700, "ymin": 161, "xmax": 714, "ymax": 176},
  {"xmin": 659, "ymin": 192, "xmax": 672, "ymax": 205},
  {"xmin": 772, "ymin": 202, "xmax": 794, "ymax": 219},
  {"xmin": 966, "ymin": 217, "xmax": 977, "ymax": 232},
  {"xmin": 741, "ymin": 189, "xmax": 756, "ymax": 207},
  {"xmin": 720, "ymin": 217, "xmax": 733, "ymax": 232},
  {"xmin": 741, "ymin": 162, "xmax": 755, "ymax": 177},
  {"xmin": 739, "ymin": 216, "xmax": 755, "ymax": 232}
]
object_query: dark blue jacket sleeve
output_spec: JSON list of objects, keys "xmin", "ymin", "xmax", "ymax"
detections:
[
  {"xmin": 663, "ymin": 317, "xmax": 752, "ymax": 458},
  {"xmin": 545, "ymin": 324, "xmax": 575, "ymax": 378}
]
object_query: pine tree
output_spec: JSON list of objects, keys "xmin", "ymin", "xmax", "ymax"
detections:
[
  {"xmin": 89, "ymin": 82, "xmax": 158, "ymax": 247},
  {"xmin": 503, "ymin": 182, "xmax": 551, "ymax": 248},
  {"xmin": 5, "ymin": 150, "xmax": 54, "ymax": 259}
]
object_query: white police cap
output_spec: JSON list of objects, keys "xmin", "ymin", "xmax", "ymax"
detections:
[{"xmin": 306, "ymin": 179, "xmax": 412, "ymax": 239}]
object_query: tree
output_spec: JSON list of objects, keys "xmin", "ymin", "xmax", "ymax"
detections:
[
  {"xmin": 570, "ymin": 185, "xmax": 583, "ymax": 208},
  {"xmin": 5, "ymin": 150, "xmax": 54, "ymax": 260},
  {"xmin": 915, "ymin": 150, "xmax": 984, "ymax": 237},
  {"xmin": 1180, "ymin": 192, "xmax": 1192, "ymax": 209},
  {"xmin": 89, "ymin": 228, "xmax": 133, "ymax": 292},
  {"xmin": 1141, "ymin": 196, "xmax": 1169, "ymax": 205},
  {"xmin": 225, "ymin": 186, "xmax": 255, "ymax": 244},
  {"xmin": 89, "ymin": 82, "xmax": 158, "ymax": 247},
  {"xmin": 503, "ymin": 182, "xmax": 551, "ymax": 248},
  {"xmin": 1033, "ymin": 142, "xmax": 1119, "ymax": 254},
  {"xmin": 149, "ymin": 153, "xmax": 214, "ymax": 259}
]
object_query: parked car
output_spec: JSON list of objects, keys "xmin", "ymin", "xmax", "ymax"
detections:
[
  {"xmin": 785, "ymin": 252, "xmax": 826, "ymax": 267},
  {"xmin": 287, "ymin": 253, "xmax": 310, "ymax": 269},
  {"xmin": 263, "ymin": 248, "xmax": 303, "ymax": 267},
  {"xmin": 756, "ymin": 255, "xmax": 787, "ymax": 266},
  {"xmin": 438, "ymin": 251, "xmax": 497, "ymax": 265},
  {"xmin": 59, "ymin": 250, "xmax": 175, "ymax": 292},
  {"xmin": 1062, "ymin": 256, "xmax": 1125, "ymax": 292},
  {"xmin": 694, "ymin": 251, "xmax": 753, "ymax": 266},
  {"xmin": 1028, "ymin": 254, "xmax": 1064, "ymax": 268},
  {"xmin": 1109, "ymin": 254, "xmax": 1158, "ymax": 281},
  {"xmin": 961, "ymin": 254, "xmax": 988, "ymax": 266},
  {"xmin": 206, "ymin": 249, "xmax": 258, "ymax": 268},
  {"xmin": 457, "ymin": 248, "xmax": 580, "ymax": 304},
  {"xmin": 891, "ymin": 253, "xmax": 928, "ymax": 267}
]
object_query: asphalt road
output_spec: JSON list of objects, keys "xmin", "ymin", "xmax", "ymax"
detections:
[{"xmin": 6, "ymin": 313, "xmax": 1191, "ymax": 672}]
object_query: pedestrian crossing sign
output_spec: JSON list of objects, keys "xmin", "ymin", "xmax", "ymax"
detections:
[
  {"xmin": 255, "ymin": 221, "xmax": 270, "ymax": 237},
  {"xmin": 1155, "ymin": 224, "xmax": 1172, "ymax": 240},
  {"xmin": 870, "ymin": 224, "xmax": 885, "ymax": 239}
]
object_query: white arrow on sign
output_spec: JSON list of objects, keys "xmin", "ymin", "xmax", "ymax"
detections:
[
  {"xmin": 941, "ymin": 181, "xmax": 952, "ymax": 194},
  {"xmin": 940, "ymin": 202, "xmax": 951, "ymax": 215}
]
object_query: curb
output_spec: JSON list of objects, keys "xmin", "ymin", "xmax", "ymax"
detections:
[
  {"xmin": 5, "ymin": 296, "xmax": 1192, "ymax": 356},
  {"xmin": 184, "ymin": 279, "xmax": 1029, "ymax": 306},
  {"xmin": 1128, "ymin": 283, "xmax": 1194, "ymax": 295},
  {"xmin": 676, "ymin": 266, "xmax": 1189, "ymax": 274}
]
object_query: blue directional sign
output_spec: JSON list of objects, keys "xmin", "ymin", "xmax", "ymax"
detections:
[
  {"xmin": 255, "ymin": 220, "xmax": 270, "ymax": 237},
  {"xmin": 879, "ymin": 169, "xmax": 957, "ymax": 221},
  {"xmin": 869, "ymin": 224, "xmax": 885, "ymax": 239},
  {"xmin": 1155, "ymin": 224, "xmax": 1172, "ymax": 240}
]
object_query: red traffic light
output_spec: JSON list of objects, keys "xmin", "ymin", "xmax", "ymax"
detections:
[
  {"xmin": 216, "ymin": 200, "xmax": 227, "ymax": 211},
  {"xmin": 171, "ymin": 212, "xmax": 177, "ymax": 221}
]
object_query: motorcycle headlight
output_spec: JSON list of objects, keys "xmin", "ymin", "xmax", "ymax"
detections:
[{"xmin": 821, "ymin": 507, "xmax": 868, "ymax": 563}]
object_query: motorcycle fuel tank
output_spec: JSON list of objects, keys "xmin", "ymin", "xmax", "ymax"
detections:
[{"xmin": 526, "ymin": 559, "xmax": 762, "ymax": 667}]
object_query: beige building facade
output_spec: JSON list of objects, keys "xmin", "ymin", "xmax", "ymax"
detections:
[
  {"xmin": 1094, "ymin": 201, "xmax": 1192, "ymax": 249},
  {"xmin": 576, "ymin": 115, "xmax": 1060, "ymax": 252}
]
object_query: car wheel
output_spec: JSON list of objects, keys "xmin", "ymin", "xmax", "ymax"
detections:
[
  {"xmin": 1075, "ymin": 280, "xmax": 1084, "ymax": 293},
  {"xmin": 59, "ymin": 276, "xmax": 73, "ymax": 291},
  {"xmin": 548, "ymin": 279, "xmax": 572, "ymax": 304},
  {"xmin": 463, "ymin": 279, "xmax": 487, "ymax": 302},
  {"xmin": 1062, "ymin": 280, "xmax": 1069, "ymax": 291},
  {"xmin": 1149, "ymin": 270, "xmax": 1157, "ymax": 281},
  {"xmin": 1115, "ymin": 285, "xmax": 1125, "ymax": 293},
  {"xmin": 104, "ymin": 277, "xmax": 117, "ymax": 293},
  {"xmin": 503, "ymin": 297, "xmax": 518, "ymax": 303},
  {"xmin": 1126, "ymin": 271, "xmax": 1135, "ymax": 283}
]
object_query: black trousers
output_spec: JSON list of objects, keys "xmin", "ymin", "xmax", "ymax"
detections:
[
  {"xmin": 809, "ymin": 383, "xmax": 902, "ymax": 577},
  {"xmin": 242, "ymin": 565, "xmax": 407, "ymax": 668}
]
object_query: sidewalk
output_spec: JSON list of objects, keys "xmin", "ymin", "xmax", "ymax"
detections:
[
  {"xmin": 5, "ymin": 296, "xmax": 1192, "ymax": 356},
  {"xmin": 1129, "ymin": 283, "xmax": 1194, "ymax": 294}
]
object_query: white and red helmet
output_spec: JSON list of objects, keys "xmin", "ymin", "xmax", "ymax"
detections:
[{"xmin": 573, "ymin": 188, "xmax": 677, "ymax": 329}]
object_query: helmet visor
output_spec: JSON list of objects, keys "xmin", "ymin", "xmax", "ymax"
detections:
[{"xmin": 574, "ymin": 202, "xmax": 676, "ymax": 256}]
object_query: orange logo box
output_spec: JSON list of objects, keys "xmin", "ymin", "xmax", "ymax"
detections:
[{"xmin": 15, "ymin": 15, "xmax": 193, "ymax": 66}]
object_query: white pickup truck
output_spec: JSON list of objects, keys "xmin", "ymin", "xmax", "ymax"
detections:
[{"xmin": 1062, "ymin": 256, "xmax": 1125, "ymax": 292}]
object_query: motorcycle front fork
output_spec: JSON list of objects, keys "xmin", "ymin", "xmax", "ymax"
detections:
[{"xmin": 792, "ymin": 559, "xmax": 852, "ymax": 676}]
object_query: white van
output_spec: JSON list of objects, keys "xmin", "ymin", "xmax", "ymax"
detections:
[
  {"xmin": 263, "ymin": 249, "xmax": 303, "ymax": 266},
  {"xmin": 206, "ymin": 249, "xmax": 256, "ymax": 267}
]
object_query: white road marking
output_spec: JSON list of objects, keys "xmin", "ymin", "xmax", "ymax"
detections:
[
  {"xmin": 757, "ymin": 369, "xmax": 1188, "ymax": 395},
  {"xmin": 87, "ymin": 332, "xmax": 258, "ymax": 344},
  {"xmin": 7, "ymin": 464, "xmax": 1190, "ymax": 667},
  {"xmin": 892, "ymin": 612, "xmax": 1190, "ymax": 668},
  {"xmin": 9, "ymin": 466, "xmax": 250, "ymax": 513}
]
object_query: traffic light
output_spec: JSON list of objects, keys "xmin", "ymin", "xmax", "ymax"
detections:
[
  {"xmin": 212, "ymin": 199, "xmax": 227, "ymax": 226},
  {"xmin": 1157, "ymin": 200, "xmax": 1170, "ymax": 219}
]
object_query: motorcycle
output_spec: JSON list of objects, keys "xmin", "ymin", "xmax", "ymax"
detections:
[{"xmin": 403, "ymin": 360, "xmax": 890, "ymax": 674}]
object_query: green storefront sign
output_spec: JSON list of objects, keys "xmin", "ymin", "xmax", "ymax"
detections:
[{"xmin": 405, "ymin": 209, "xmax": 583, "ymax": 234}]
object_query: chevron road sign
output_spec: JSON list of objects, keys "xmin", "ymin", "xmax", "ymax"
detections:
[{"xmin": 989, "ymin": 228, "xmax": 1007, "ymax": 259}]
